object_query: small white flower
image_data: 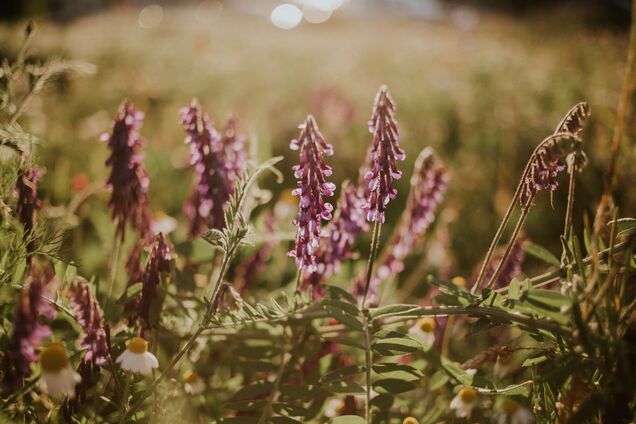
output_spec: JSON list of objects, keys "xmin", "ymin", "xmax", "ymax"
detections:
[
  {"xmin": 183, "ymin": 370, "xmax": 205, "ymax": 395},
  {"xmin": 408, "ymin": 318, "xmax": 436, "ymax": 348},
  {"xmin": 323, "ymin": 398, "xmax": 342, "ymax": 418},
  {"xmin": 450, "ymin": 387, "xmax": 478, "ymax": 418},
  {"xmin": 465, "ymin": 368, "xmax": 477, "ymax": 377},
  {"xmin": 116, "ymin": 337, "xmax": 159, "ymax": 375},
  {"xmin": 39, "ymin": 342, "xmax": 82, "ymax": 399},
  {"xmin": 151, "ymin": 212, "xmax": 178, "ymax": 235},
  {"xmin": 493, "ymin": 399, "xmax": 535, "ymax": 424}
]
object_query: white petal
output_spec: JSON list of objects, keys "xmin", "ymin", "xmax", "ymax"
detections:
[{"xmin": 144, "ymin": 351, "xmax": 159, "ymax": 369}]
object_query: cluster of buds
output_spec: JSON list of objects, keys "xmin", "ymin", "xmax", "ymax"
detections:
[
  {"xmin": 101, "ymin": 101, "xmax": 152, "ymax": 240},
  {"xmin": 68, "ymin": 277, "xmax": 110, "ymax": 366},
  {"xmin": 362, "ymin": 85, "xmax": 405, "ymax": 223},
  {"xmin": 288, "ymin": 115, "xmax": 336, "ymax": 273},
  {"xmin": 181, "ymin": 101, "xmax": 246, "ymax": 236},
  {"xmin": 378, "ymin": 148, "xmax": 448, "ymax": 279},
  {"xmin": 1, "ymin": 269, "xmax": 56, "ymax": 392},
  {"xmin": 302, "ymin": 181, "xmax": 368, "ymax": 295}
]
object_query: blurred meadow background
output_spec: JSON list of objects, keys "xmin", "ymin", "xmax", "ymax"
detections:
[{"xmin": 1, "ymin": 0, "xmax": 634, "ymax": 292}]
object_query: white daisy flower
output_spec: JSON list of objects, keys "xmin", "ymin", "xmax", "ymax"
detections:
[
  {"xmin": 151, "ymin": 212, "xmax": 178, "ymax": 235},
  {"xmin": 403, "ymin": 417, "xmax": 420, "ymax": 424},
  {"xmin": 183, "ymin": 370, "xmax": 205, "ymax": 395},
  {"xmin": 450, "ymin": 386, "xmax": 478, "ymax": 418},
  {"xmin": 452, "ymin": 276, "xmax": 466, "ymax": 289},
  {"xmin": 408, "ymin": 317, "xmax": 436, "ymax": 348},
  {"xmin": 116, "ymin": 336, "xmax": 159, "ymax": 375},
  {"xmin": 323, "ymin": 398, "xmax": 343, "ymax": 418},
  {"xmin": 493, "ymin": 399, "xmax": 535, "ymax": 424},
  {"xmin": 39, "ymin": 342, "xmax": 82, "ymax": 399}
]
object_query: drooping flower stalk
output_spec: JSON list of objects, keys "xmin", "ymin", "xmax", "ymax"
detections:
[
  {"xmin": 1, "ymin": 268, "xmax": 56, "ymax": 393},
  {"xmin": 377, "ymin": 147, "xmax": 449, "ymax": 280},
  {"xmin": 288, "ymin": 115, "xmax": 336, "ymax": 274},
  {"xmin": 68, "ymin": 277, "xmax": 110, "ymax": 366},
  {"xmin": 302, "ymin": 180, "xmax": 368, "ymax": 297},
  {"xmin": 14, "ymin": 166, "xmax": 45, "ymax": 256},
  {"xmin": 139, "ymin": 233, "xmax": 173, "ymax": 330},
  {"xmin": 473, "ymin": 103, "xmax": 589, "ymax": 293},
  {"xmin": 101, "ymin": 101, "xmax": 152, "ymax": 241},
  {"xmin": 181, "ymin": 101, "xmax": 246, "ymax": 236},
  {"xmin": 360, "ymin": 85, "xmax": 404, "ymax": 305}
]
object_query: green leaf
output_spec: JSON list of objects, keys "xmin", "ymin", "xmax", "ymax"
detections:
[
  {"xmin": 370, "ymin": 304, "xmax": 419, "ymax": 319},
  {"xmin": 522, "ymin": 355, "xmax": 548, "ymax": 367},
  {"xmin": 324, "ymin": 285, "xmax": 357, "ymax": 304},
  {"xmin": 321, "ymin": 336, "xmax": 365, "ymax": 350},
  {"xmin": 331, "ymin": 416, "xmax": 366, "ymax": 424},
  {"xmin": 373, "ymin": 363, "xmax": 422, "ymax": 381},
  {"xmin": 507, "ymin": 278, "xmax": 521, "ymax": 300},
  {"xmin": 229, "ymin": 382, "xmax": 273, "ymax": 401},
  {"xmin": 269, "ymin": 417, "xmax": 303, "ymax": 424},
  {"xmin": 428, "ymin": 371, "xmax": 450, "ymax": 391},
  {"xmin": 322, "ymin": 298, "xmax": 360, "ymax": 316},
  {"xmin": 320, "ymin": 365, "xmax": 363, "ymax": 383},
  {"xmin": 372, "ymin": 378, "xmax": 416, "ymax": 394},
  {"xmin": 524, "ymin": 243, "xmax": 560, "ymax": 267},
  {"xmin": 372, "ymin": 337, "xmax": 421, "ymax": 355},
  {"xmin": 323, "ymin": 305, "xmax": 364, "ymax": 332}
]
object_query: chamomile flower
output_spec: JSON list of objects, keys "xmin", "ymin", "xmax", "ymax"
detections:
[
  {"xmin": 452, "ymin": 276, "xmax": 466, "ymax": 288},
  {"xmin": 493, "ymin": 399, "xmax": 535, "ymax": 424},
  {"xmin": 450, "ymin": 386, "xmax": 478, "ymax": 418},
  {"xmin": 403, "ymin": 417, "xmax": 420, "ymax": 424},
  {"xmin": 183, "ymin": 370, "xmax": 205, "ymax": 395},
  {"xmin": 408, "ymin": 317, "xmax": 436, "ymax": 348},
  {"xmin": 116, "ymin": 336, "xmax": 159, "ymax": 375},
  {"xmin": 38, "ymin": 342, "xmax": 81, "ymax": 399}
]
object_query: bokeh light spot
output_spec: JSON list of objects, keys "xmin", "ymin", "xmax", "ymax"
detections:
[
  {"xmin": 138, "ymin": 4, "xmax": 164, "ymax": 29},
  {"xmin": 270, "ymin": 4, "xmax": 303, "ymax": 30}
]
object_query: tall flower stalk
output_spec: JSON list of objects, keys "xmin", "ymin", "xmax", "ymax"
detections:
[
  {"xmin": 101, "ymin": 101, "xmax": 152, "ymax": 241},
  {"xmin": 377, "ymin": 147, "xmax": 448, "ymax": 281},
  {"xmin": 361, "ymin": 85, "xmax": 404, "ymax": 306},
  {"xmin": 288, "ymin": 115, "xmax": 336, "ymax": 275},
  {"xmin": 181, "ymin": 102, "xmax": 246, "ymax": 236},
  {"xmin": 139, "ymin": 232, "xmax": 173, "ymax": 330}
]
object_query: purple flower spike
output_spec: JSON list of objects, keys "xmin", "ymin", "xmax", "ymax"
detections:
[
  {"xmin": 378, "ymin": 148, "xmax": 449, "ymax": 279},
  {"xmin": 101, "ymin": 101, "xmax": 151, "ymax": 241},
  {"xmin": 288, "ymin": 115, "xmax": 336, "ymax": 274},
  {"xmin": 363, "ymin": 85, "xmax": 405, "ymax": 223},
  {"xmin": 68, "ymin": 277, "xmax": 110, "ymax": 366},
  {"xmin": 139, "ymin": 232, "xmax": 173, "ymax": 329},
  {"xmin": 302, "ymin": 181, "xmax": 368, "ymax": 295},
  {"xmin": 1, "ymin": 268, "xmax": 56, "ymax": 393},
  {"xmin": 181, "ymin": 101, "xmax": 246, "ymax": 236}
]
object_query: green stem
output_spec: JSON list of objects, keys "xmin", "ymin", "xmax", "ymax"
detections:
[
  {"xmin": 484, "ymin": 207, "xmax": 529, "ymax": 291},
  {"xmin": 118, "ymin": 374, "xmax": 131, "ymax": 424},
  {"xmin": 104, "ymin": 236, "xmax": 122, "ymax": 311},
  {"xmin": 362, "ymin": 310, "xmax": 373, "ymax": 423},
  {"xmin": 362, "ymin": 220, "xmax": 382, "ymax": 307}
]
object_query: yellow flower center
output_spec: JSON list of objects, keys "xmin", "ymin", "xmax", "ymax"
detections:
[
  {"xmin": 183, "ymin": 370, "xmax": 199, "ymax": 384},
  {"xmin": 403, "ymin": 417, "xmax": 419, "ymax": 424},
  {"xmin": 459, "ymin": 387, "xmax": 477, "ymax": 403},
  {"xmin": 40, "ymin": 342, "xmax": 69, "ymax": 373},
  {"xmin": 502, "ymin": 399, "xmax": 520, "ymax": 414},
  {"xmin": 452, "ymin": 276, "xmax": 466, "ymax": 288},
  {"xmin": 127, "ymin": 337, "xmax": 148, "ymax": 354},
  {"xmin": 418, "ymin": 318, "xmax": 435, "ymax": 333}
]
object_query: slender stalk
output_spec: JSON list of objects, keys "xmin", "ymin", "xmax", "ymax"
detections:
[
  {"xmin": 104, "ymin": 236, "xmax": 122, "ymax": 311},
  {"xmin": 362, "ymin": 220, "xmax": 382, "ymax": 306},
  {"xmin": 362, "ymin": 310, "xmax": 373, "ymax": 423},
  {"xmin": 562, "ymin": 155, "xmax": 577, "ymax": 263},
  {"xmin": 594, "ymin": 0, "xmax": 636, "ymax": 236},
  {"xmin": 484, "ymin": 207, "xmax": 529, "ymax": 291}
]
